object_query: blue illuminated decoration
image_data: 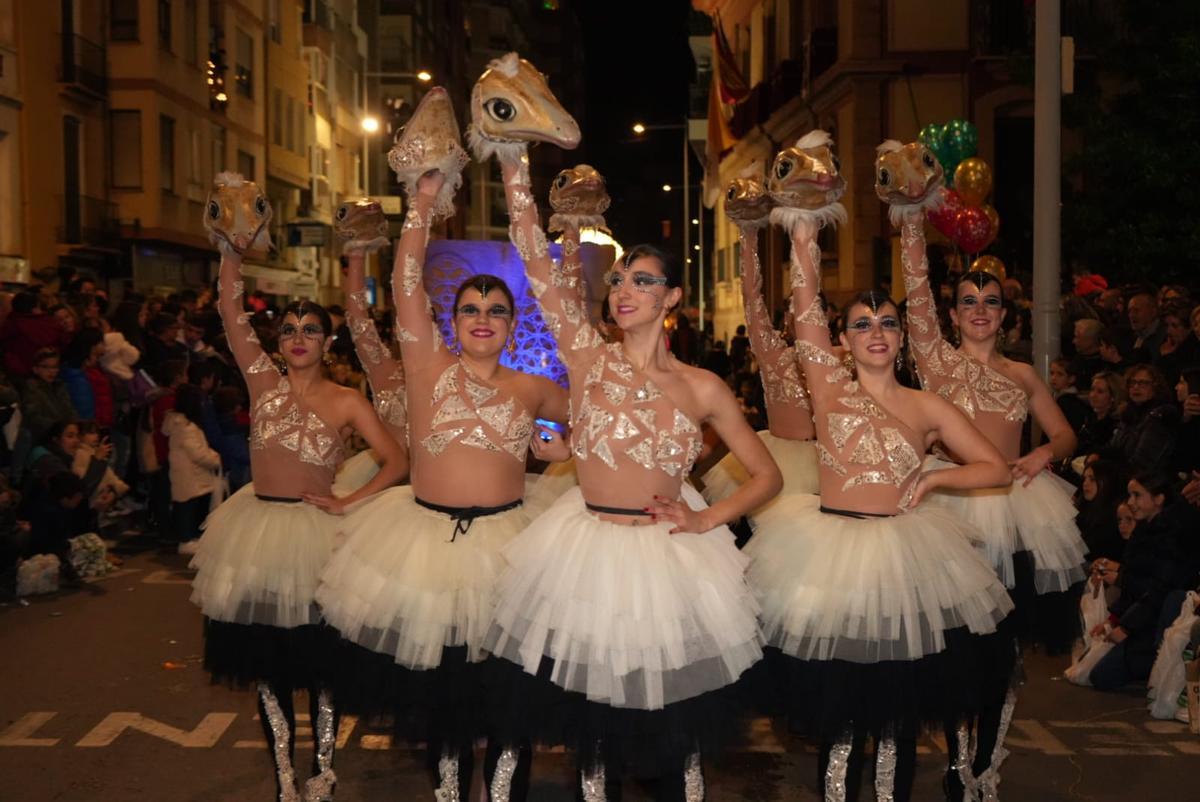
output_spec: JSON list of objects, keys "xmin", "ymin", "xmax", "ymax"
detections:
[{"xmin": 423, "ymin": 240, "xmax": 612, "ymax": 388}]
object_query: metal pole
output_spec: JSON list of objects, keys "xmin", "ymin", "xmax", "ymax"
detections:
[
  {"xmin": 698, "ymin": 186, "xmax": 705, "ymax": 336},
  {"xmin": 682, "ymin": 126, "xmax": 691, "ymax": 313},
  {"xmin": 361, "ymin": 71, "xmax": 369, "ymax": 195},
  {"xmin": 1032, "ymin": 0, "xmax": 1061, "ymax": 380}
]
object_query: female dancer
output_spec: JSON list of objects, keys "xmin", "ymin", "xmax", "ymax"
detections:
[
  {"xmin": 316, "ymin": 87, "xmax": 568, "ymax": 802},
  {"xmin": 702, "ymin": 162, "xmax": 818, "ymax": 518},
  {"xmin": 477, "ymin": 106, "xmax": 781, "ymax": 801},
  {"xmin": 190, "ymin": 172, "xmax": 407, "ymax": 802},
  {"xmin": 747, "ymin": 133, "xmax": 1014, "ymax": 802},
  {"xmin": 330, "ymin": 198, "xmax": 408, "ymax": 497},
  {"xmin": 880, "ymin": 139, "xmax": 1086, "ymax": 799}
]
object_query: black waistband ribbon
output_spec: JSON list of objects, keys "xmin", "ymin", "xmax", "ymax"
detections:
[{"xmin": 415, "ymin": 497, "xmax": 523, "ymax": 541}]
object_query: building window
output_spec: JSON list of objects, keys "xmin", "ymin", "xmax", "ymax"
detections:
[
  {"xmin": 160, "ymin": 115, "xmax": 176, "ymax": 192},
  {"xmin": 211, "ymin": 124, "xmax": 226, "ymax": 174},
  {"xmin": 268, "ymin": 0, "xmax": 281, "ymax": 44},
  {"xmin": 237, "ymin": 150, "xmax": 255, "ymax": 182},
  {"xmin": 63, "ymin": 116, "xmax": 82, "ymax": 243},
  {"xmin": 158, "ymin": 0, "xmax": 172, "ymax": 50},
  {"xmin": 285, "ymin": 96, "xmax": 295, "ymax": 152},
  {"xmin": 189, "ymin": 128, "xmax": 201, "ymax": 183},
  {"xmin": 111, "ymin": 0, "xmax": 138, "ymax": 41},
  {"xmin": 183, "ymin": 0, "xmax": 198, "ymax": 64},
  {"xmin": 235, "ymin": 29, "xmax": 254, "ymax": 98},
  {"xmin": 111, "ymin": 110, "xmax": 142, "ymax": 189},
  {"xmin": 272, "ymin": 89, "xmax": 283, "ymax": 146}
]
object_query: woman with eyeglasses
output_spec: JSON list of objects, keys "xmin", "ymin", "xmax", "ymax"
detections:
[
  {"xmin": 190, "ymin": 175, "xmax": 408, "ymax": 802},
  {"xmin": 747, "ymin": 136, "xmax": 1013, "ymax": 802},
  {"xmin": 894, "ymin": 201, "xmax": 1087, "ymax": 800},
  {"xmin": 1112, "ymin": 364, "xmax": 1180, "ymax": 475},
  {"xmin": 480, "ymin": 136, "xmax": 781, "ymax": 800},
  {"xmin": 314, "ymin": 160, "xmax": 569, "ymax": 798}
]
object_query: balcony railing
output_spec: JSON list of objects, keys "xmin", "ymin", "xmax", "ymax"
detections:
[
  {"xmin": 57, "ymin": 195, "xmax": 120, "ymax": 247},
  {"xmin": 60, "ymin": 34, "xmax": 106, "ymax": 98},
  {"xmin": 729, "ymin": 59, "xmax": 804, "ymax": 139}
]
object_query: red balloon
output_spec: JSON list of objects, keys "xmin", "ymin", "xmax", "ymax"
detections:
[
  {"xmin": 953, "ymin": 206, "xmax": 992, "ymax": 254},
  {"xmin": 927, "ymin": 188, "xmax": 965, "ymax": 238}
]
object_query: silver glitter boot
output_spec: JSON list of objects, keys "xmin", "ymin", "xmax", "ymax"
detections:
[
  {"xmin": 683, "ymin": 752, "xmax": 705, "ymax": 801},
  {"xmin": 258, "ymin": 683, "xmax": 300, "ymax": 802},
  {"xmin": 488, "ymin": 747, "xmax": 519, "ymax": 802},
  {"xmin": 580, "ymin": 761, "xmax": 606, "ymax": 802},
  {"xmin": 824, "ymin": 732, "xmax": 853, "ymax": 802},
  {"xmin": 304, "ymin": 689, "xmax": 337, "ymax": 802},
  {"xmin": 873, "ymin": 733, "xmax": 896, "ymax": 802},
  {"xmin": 433, "ymin": 754, "xmax": 461, "ymax": 802}
]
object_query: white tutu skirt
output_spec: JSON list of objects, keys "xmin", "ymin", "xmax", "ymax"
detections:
[
  {"xmin": 522, "ymin": 459, "xmax": 579, "ymax": 520},
  {"xmin": 923, "ymin": 456, "xmax": 1087, "ymax": 593},
  {"xmin": 331, "ymin": 448, "xmax": 381, "ymax": 498},
  {"xmin": 486, "ymin": 485, "xmax": 762, "ymax": 711},
  {"xmin": 746, "ymin": 495, "xmax": 1013, "ymax": 663},
  {"xmin": 190, "ymin": 483, "xmax": 340, "ymax": 629},
  {"xmin": 701, "ymin": 432, "xmax": 819, "ymax": 515},
  {"xmin": 316, "ymin": 485, "xmax": 530, "ymax": 670}
]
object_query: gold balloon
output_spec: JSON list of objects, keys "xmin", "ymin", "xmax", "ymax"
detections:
[
  {"xmin": 982, "ymin": 204, "xmax": 1000, "ymax": 248},
  {"xmin": 954, "ymin": 157, "xmax": 993, "ymax": 207},
  {"xmin": 970, "ymin": 254, "xmax": 1006, "ymax": 282}
]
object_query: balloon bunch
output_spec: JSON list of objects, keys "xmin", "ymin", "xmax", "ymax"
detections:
[{"xmin": 919, "ymin": 119, "xmax": 1002, "ymax": 271}]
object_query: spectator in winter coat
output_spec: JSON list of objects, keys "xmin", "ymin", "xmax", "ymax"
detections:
[
  {"xmin": 210, "ymin": 386, "xmax": 251, "ymax": 492},
  {"xmin": 60, "ymin": 329, "xmax": 108, "ymax": 425},
  {"xmin": 19, "ymin": 349, "xmax": 76, "ymax": 445},
  {"xmin": 164, "ymin": 384, "xmax": 221, "ymax": 552},
  {"xmin": 0, "ymin": 292, "xmax": 72, "ymax": 378},
  {"xmin": 1111, "ymin": 365, "xmax": 1180, "ymax": 474}
]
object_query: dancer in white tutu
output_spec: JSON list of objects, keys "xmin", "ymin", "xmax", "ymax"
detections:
[
  {"xmin": 701, "ymin": 162, "xmax": 818, "ymax": 523},
  {"xmin": 746, "ymin": 132, "xmax": 1015, "ymax": 802},
  {"xmin": 473, "ymin": 56, "xmax": 781, "ymax": 799},
  {"xmin": 878, "ymin": 139, "xmax": 1086, "ymax": 799},
  {"xmin": 190, "ymin": 172, "xmax": 408, "ymax": 802},
  {"xmin": 330, "ymin": 198, "xmax": 408, "ymax": 498},
  {"xmin": 315, "ymin": 86, "xmax": 568, "ymax": 802}
]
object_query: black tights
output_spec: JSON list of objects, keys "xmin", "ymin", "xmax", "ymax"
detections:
[
  {"xmin": 257, "ymin": 681, "xmax": 337, "ymax": 802},
  {"xmin": 817, "ymin": 730, "xmax": 917, "ymax": 802},
  {"xmin": 574, "ymin": 760, "xmax": 695, "ymax": 802},
  {"xmin": 425, "ymin": 738, "xmax": 533, "ymax": 801}
]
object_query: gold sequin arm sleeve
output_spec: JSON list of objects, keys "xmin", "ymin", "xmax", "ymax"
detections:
[
  {"xmin": 787, "ymin": 222, "xmax": 850, "ymax": 404},
  {"xmin": 390, "ymin": 191, "xmax": 446, "ymax": 361},
  {"xmin": 900, "ymin": 220, "xmax": 962, "ymax": 393},
  {"xmin": 499, "ymin": 156, "xmax": 603, "ymax": 363},
  {"xmin": 344, "ymin": 255, "xmax": 407, "ymax": 433},
  {"xmin": 217, "ymin": 253, "xmax": 279, "ymax": 399},
  {"xmin": 739, "ymin": 227, "xmax": 809, "ymax": 411}
]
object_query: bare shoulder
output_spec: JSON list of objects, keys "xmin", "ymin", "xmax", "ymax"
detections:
[
  {"xmin": 328, "ymin": 382, "xmax": 373, "ymax": 409},
  {"xmin": 676, "ymin": 362, "xmax": 737, "ymax": 412},
  {"xmin": 1003, "ymin": 359, "xmax": 1044, "ymax": 393}
]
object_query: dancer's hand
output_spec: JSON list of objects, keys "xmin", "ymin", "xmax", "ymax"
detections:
[
  {"xmin": 417, "ymin": 170, "xmax": 445, "ymax": 197},
  {"xmin": 647, "ymin": 495, "xmax": 710, "ymax": 535},
  {"xmin": 529, "ymin": 427, "xmax": 570, "ymax": 462},
  {"xmin": 1010, "ymin": 445, "xmax": 1052, "ymax": 487},
  {"xmin": 302, "ymin": 493, "xmax": 348, "ymax": 516},
  {"xmin": 1106, "ymin": 626, "xmax": 1127, "ymax": 644}
]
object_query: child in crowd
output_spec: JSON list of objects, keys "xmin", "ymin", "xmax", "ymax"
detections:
[
  {"xmin": 210, "ymin": 386, "xmax": 251, "ymax": 493},
  {"xmin": 163, "ymin": 384, "xmax": 222, "ymax": 554}
]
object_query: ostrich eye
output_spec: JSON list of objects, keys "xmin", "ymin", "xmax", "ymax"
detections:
[
  {"xmin": 485, "ymin": 98, "xmax": 516, "ymax": 122},
  {"xmin": 775, "ymin": 158, "xmax": 793, "ymax": 180},
  {"xmin": 207, "ymin": 200, "xmax": 220, "ymax": 220},
  {"xmin": 727, "ymin": 186, "xmax": 737, "ymax": 202},
  {"xmin": 921, "ymin": 151, "xmax": 936, "ymax": 168},
  {"xmin": 554, "ymin": 173, "xmax": 569, "ymax": 189},
  {"xmin": 336, "ymin": 205, "xmax": 348, "ymax": 221},
  {"xmin": 877, "ymin": 167, "xmax": 891, "ymax": 187},
  {"xmin": 831, "ymin": 155, "xmax": 841, "ymax": 172},
  {"xmin": 254, "ymin": 195, "xmax": 269, "ymax": 216}
]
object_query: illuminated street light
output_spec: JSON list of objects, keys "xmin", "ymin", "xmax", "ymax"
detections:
[
  {"xmin": 361, "ymin": 116, "xmax": 380, "ymax": 134},
  {"xmin": 693, "ymin": 244, "xmax": 700, "ymax": 251},
  {"xmin": 215, "ymin": 92, "xmax": 228, "ymax": 102},
  {"xmin": 691, "ymin": 218, "xmax": 699, "ymax": 225},
  {"xmin": 662, "ymin": 183, "xmax": 672, "ymax": 192},
  {"xmin": 416, "ymin": 70, "xmax": 433, "ymax": 82},
  {"xmin": 632, "ymin": 123, "xmax": 646, "ymax": 135}
]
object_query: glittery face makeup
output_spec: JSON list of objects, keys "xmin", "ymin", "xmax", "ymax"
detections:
[
  {"xmin": 844, "ymin": 313, "xmax": 902, "ymax": 335},
  {"xmin": 603, "ymin": 269, "xmax": 669, "ymax": 293},
  {"xmin": 455, "ymin": 303, "xmax": 513, "ymax": 320}
]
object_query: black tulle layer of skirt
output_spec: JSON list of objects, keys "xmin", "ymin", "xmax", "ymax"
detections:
[
  {"xmin": 483, "ymin": 655, "xmax": 751, "ymax": 777},
  {"xmin": 202, "ymin": 618, "xmax": 338, "ymax": 689},
  {"xmin": 1009, "ymin": 550, "xmax": 1084, "ymax": 655},
  {"xmin": 330, "ymin": 641, "xmax": 488, "ymax": 748},
  {"xmin": 757, "ymin": 623, "xmax": 1019, "ymax": 739}
]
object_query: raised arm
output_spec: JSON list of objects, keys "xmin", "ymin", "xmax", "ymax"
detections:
[
  {"xmin": 555, "ymin": 219, "xmax": 587, "ymax": 302},
  {"xmin": 391, "ymin": 178, "xmax": 447, "ymax": 363},
  {"xmin": 344, "ymin": 251, "xmax": 403, "ymax": 398},
  {"xmin": 899, "ymin": 215, "xmax": 961, "ymax": 393},
  {"xmin": 739, "ymin": 226, "xmax": 794, "ymax": 382},
  {"xmin": 499, "ymin": 154, "xmax": 601, "ymax": 360},
  {"xmin": 217, "ymin": 251, "xmax": 279, "ymax": 397},
  {"xmin": 787, "ymin": 219, "xmax": 850, "ymax": 400}
]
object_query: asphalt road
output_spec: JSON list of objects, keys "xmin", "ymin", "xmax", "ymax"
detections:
[{"xmin": 2, "ymin": 545, "xmax": 1196, "ymax": 801}]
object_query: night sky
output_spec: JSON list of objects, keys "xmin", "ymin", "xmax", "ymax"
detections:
[{"xmin": 576, "ymin": 0, "xmax": 696, "ymax": 250}]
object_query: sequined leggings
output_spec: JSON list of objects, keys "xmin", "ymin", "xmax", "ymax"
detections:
[
  {"xmin": 817, "ymin": 730, "xmax": 917, "ymax": 802},
  {"xmin": 257, "ymin": 681, "xmax": 338, "ymax": 802},
  {"xmin": 424, "ymin": 738, "xmax": 532, "ymax": 801}
]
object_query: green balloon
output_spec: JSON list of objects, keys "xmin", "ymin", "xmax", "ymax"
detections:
[
  {"xmin": 919, "ymin": 122, "xmax": 958, "ymax": 182},
  {"xmin": 943, "ymin": 118, "xmax": 979, "ymax": 165}
]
